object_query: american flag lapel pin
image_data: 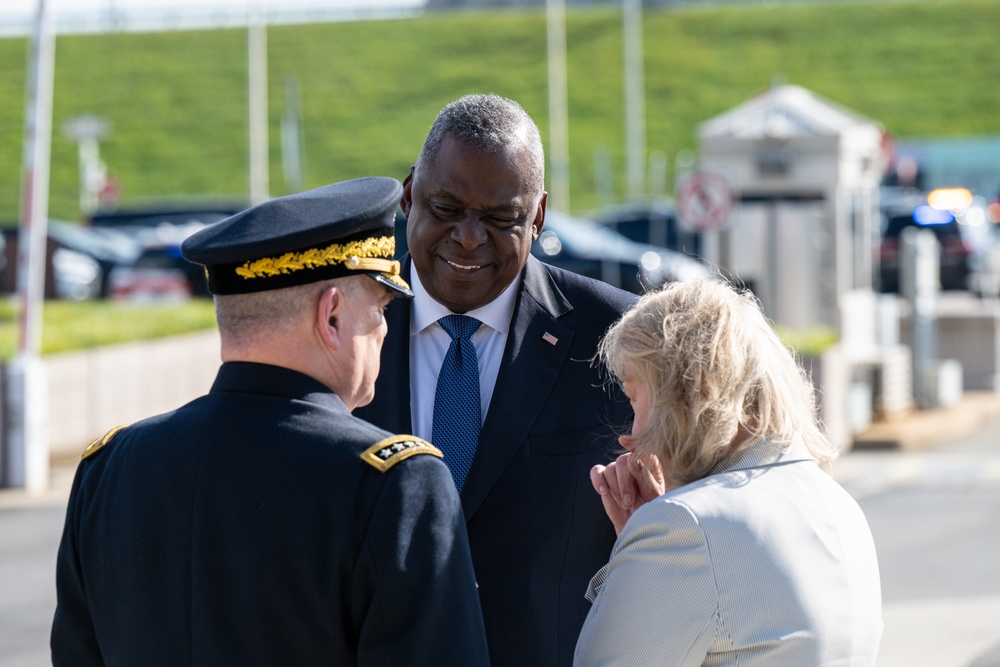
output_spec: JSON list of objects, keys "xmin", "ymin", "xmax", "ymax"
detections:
[{"xmin": 542, "ymin": 332, "xmax": 558, "ymax": 346}]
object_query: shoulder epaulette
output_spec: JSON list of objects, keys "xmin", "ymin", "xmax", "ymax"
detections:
[
  {"xmin": 360, "ymin": 435, "xmax": 443, "ymax": 473},
  {"xmin": 82, "ymin": 424, "xmax": 129, "ymax": 460}
]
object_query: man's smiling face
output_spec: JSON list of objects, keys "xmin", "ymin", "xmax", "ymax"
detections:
[{"xmin": 402, "ymin": 135, "xmax": 545, "ymax": 314}]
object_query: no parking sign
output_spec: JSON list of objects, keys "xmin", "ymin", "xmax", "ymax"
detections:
[{"xmin": 677, "ymin": 171, "xmax": 733, "ymax": 231}]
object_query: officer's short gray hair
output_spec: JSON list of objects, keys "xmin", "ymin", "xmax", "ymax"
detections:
[
  {"xmin": 417, "ymin": 93, "xmax": 545, "ymax": 195},
  {"xmin": 215, "ymin": 276, "xmax": 361, "ymax": 345}
]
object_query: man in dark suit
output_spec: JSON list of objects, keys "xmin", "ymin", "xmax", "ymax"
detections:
[
  {"xmin": 353, "ymin": 95, "xmax": 637, "ymax": 667},
  {"xmin": 51, "ymin": 177, "xmax": 490, "ymax": 667}
]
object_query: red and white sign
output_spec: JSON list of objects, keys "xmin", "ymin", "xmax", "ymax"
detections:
[{"xmin": 677, "ymin": 171, "xmax": 733, "ymax": 231}]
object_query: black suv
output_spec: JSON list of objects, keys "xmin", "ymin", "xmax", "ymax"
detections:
[
  {"xmin": 87, "ymin": 201, "xmax": 245, "ymax": 297},
  {"xmin": 878, "ymin": 200, "xmax": 972, "ymax": 293},
  {"xmin": 588, "ymin": 199, "xmax": 704, "ymax": 260}
]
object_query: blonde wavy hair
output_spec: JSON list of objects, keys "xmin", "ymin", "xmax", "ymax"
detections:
[{"xmin": 598, "ymin": 279, "xmax": 837, "ymax": 487}]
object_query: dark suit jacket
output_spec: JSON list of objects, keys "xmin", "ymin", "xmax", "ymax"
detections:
[
  {"xmin": 354, "ymin": 256, "xmax": 637, "ymax": 667},
  {"xmin": 52, "ymin": 362, "xmax": 489, "ymax": 667}
]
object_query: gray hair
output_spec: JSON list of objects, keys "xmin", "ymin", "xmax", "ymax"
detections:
[
  {"xmin": 598, "ymin": 279, "xmax": 837, "ymax": 487},
  {"xmin": 417, "ymin": 93, "xmax": 545, "ymax": 195},
  {"xmin": 215, "ymin": 276, "xmax": 360, "ymax": 347}
]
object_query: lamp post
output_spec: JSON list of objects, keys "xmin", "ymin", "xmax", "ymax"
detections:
[
  {"xmin": 62, "ymin": 114, "xmax": 110, "ymax": 215},
  {"xmin": 546, "ymin": 0, "xmax": 570, "ymax": 213},
  {"xmin": 248, "ymin": 1, "xmax": 269, "ymax": 205},
  {"xmin": 6, "ymin": 0, "xmax": 55, "ymax": 492},
  {"xmin": 623, "ymin": 0, "xmax": 646, "ymax": 201}
]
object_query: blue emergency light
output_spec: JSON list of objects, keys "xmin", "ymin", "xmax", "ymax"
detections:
[{"xmin": 913, "ymin": 204, "xmax": 954, "ymax": 226}]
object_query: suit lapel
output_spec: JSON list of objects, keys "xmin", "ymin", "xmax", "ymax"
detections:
[{"xmin": 460, "ymin": 258, "xmax": 574, "ymax": 520}]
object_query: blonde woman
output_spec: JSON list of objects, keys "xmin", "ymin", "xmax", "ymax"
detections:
[{"xmin": 574, "ymin": 279, "xmax": 882, "ymax": 666}]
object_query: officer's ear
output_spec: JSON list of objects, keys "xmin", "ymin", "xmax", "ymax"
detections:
[{"xmin": 318, "ymin": 284, "xmax": 343, "ymax": 349}]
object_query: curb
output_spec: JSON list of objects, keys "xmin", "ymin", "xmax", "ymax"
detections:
[
  {"xmin": 0, "ymin": 462, "xmax": 75, "ymax": 510},
  {"xmin": 852, "ymin": 390, "xmax": 1000, "ymax": 450}
]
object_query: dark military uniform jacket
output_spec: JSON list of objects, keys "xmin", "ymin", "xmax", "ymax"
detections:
[
  {"xmin": 355, "ymin": 256, "xmax": 637, "ymax": 667},
  {"xmin": 52, "ymin": 361, "xmax": 489, "ymax": 667}
]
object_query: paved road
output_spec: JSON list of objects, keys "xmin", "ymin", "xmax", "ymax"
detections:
[
  {"xmin": 3, "ymin": 419, "xmax": 1000, "ymax": 666},
  {"xmin": 835, "ymin": 417, "xmax": 1000, "ymax": 667},
  {"xmin": 0, "ymin": 474, "xmax": 69, "ymax": 667}
]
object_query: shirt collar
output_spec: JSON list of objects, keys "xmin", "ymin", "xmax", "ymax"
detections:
[{"xmin": 410, "ymin": 265, "xmax": 521, "ymax": 336}]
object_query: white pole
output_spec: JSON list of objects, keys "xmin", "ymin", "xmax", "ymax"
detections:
[
  {"xmin": 623, "ymin": 0, "xmax": 646, "ymax": 201},
  {"xmin": 546, "ymin": 0, "xmax": 570, "ymax": 213},
  {"xmin": 6, "ymin": 0, "xmax": 55, "ymax": 491},
  {"xmin": 281, "ymin": 76, "xmax": 304, "ymax": 192},
  {"xmin": 248, "ymin": 2, "xmax": 269, "ymax": 205}
]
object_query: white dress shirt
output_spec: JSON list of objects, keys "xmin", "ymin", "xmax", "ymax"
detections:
[{"xmin": 408, "ymin": 267, "xmax": 520, "ymax": 442}]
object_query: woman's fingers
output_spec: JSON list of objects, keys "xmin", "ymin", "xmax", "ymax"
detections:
[
  {"xmin": 612, "ymin": 454, "xmax": 638, "ymax": 509},
  {"xmin": 590, "ymin": 465, "xmax": 609, "ymax": 496},
  {"xmin": 591, "ymin": 463, "xmax": 631, "ymax": 535},
  {"xmin": 629, "ymin": 452, "xmax": 667, "ymax": 501}
]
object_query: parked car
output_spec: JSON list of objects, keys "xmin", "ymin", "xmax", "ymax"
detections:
[
  {"xmin": 49, "ymin": 246, "xmax": 104, "ymax": 301},
  {"xmin": 962, "ymin": 198, "xmax": 1000, "ymax": 297},
  {"xmin": 87, "ymin": 201, "xmax": 246, "ymax": 298},
  {"xmin": 47, "ymin": 220, "xmax": 143, "ymax": 296},
  {"xmin": 587, "ymin": 198, "xmax": 704, "ymax": 260},
  {"xmin": 877, "ymin": 189, "xmax": 973, "ymax": 293},
  {"xmin": 87, "ymin": 201, "xmax": 243, "ymax": 236},
  {"xmin": 1, "ymin": 220, "xmax": 142, "ymax": 300},
  {"xmin": 532, "ymin": 209, "xmax": 712, "ymax": 293},
  {"xmin": 107, "ymin": 245, "xmax": 198, "ymax": 302}
]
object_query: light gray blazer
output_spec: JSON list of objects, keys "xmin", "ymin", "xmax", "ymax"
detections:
[{"xmin": 574, "ymin": 435, "xmax": 882, "ymax": 666}]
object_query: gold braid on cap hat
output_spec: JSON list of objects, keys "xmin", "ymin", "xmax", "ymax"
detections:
[{"xmin": 234, "ymin": 235, "xmax": 398, "ymax": 280}]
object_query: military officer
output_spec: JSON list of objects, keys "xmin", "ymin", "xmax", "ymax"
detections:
[{"xmin": 51, "ymin": 177, "xmax": 490, "ymax": 666}]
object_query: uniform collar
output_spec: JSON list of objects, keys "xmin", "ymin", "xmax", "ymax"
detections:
[{"xmin": 211, "ymin": 361, "xmax": 349, "ymax": 413}]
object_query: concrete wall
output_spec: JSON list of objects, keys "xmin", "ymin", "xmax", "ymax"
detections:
[
  {"xmin": 11, "ymin": 313, "xmax": 953, "ymax": 465},
  {"xmin": 30, "ymin": 330, "xmax": 856, "ymax": 462},
  {"xmin": 900, "ymin": 295, "xmax": 1000, "ymax": 392},
  {"xmin": 42, "ymin": 330, "xmax": 221, "ymax": 462}
]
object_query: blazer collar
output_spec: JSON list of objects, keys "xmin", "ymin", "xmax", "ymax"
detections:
[
  {"xmin": 520, "ymin": 255, "xmax": 573, "ymax": 319},
  {"xmin": 708, "ymin": 433, "xmax": 815, "ymax": 477}
]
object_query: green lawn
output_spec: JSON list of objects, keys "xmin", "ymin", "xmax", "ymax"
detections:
[
  {"xmin": 1, "ymin": 0, "xmax": 997, "ymax": 222},
  {"xmin": 0, "ymin": 0, "xmax": 995, "ymax": 355},
  {"xmin": 0, "ymin": 297, "xmax": 217, "ymax": 360}
]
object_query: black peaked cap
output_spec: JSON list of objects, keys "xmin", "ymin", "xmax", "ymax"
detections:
[{"xmin": 181, "ymin": 177, "xmax": 411, "ymax": 297}]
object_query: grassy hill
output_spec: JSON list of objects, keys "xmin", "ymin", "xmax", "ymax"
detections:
[{"xmin": 1, "ymin": 0, "xmax": 998, "ymax": 222}]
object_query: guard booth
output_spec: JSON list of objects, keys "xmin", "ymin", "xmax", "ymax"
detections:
[
  {"xmin": 691, "ymin": 84, "xmax": 907, "ymax": 446},
  {"xmin": 695, "ymin": 84, "xmax": 885, "ymax": 330}
]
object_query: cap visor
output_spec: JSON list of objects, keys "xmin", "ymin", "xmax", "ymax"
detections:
[{"xmin": 369, "ymin": 272, "xmax": 413, "ymax": 298}]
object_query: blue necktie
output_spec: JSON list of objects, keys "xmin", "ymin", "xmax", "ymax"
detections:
[{"xmin": 432, "ymin": 315, "xmax": 482, "ymax": 492}]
